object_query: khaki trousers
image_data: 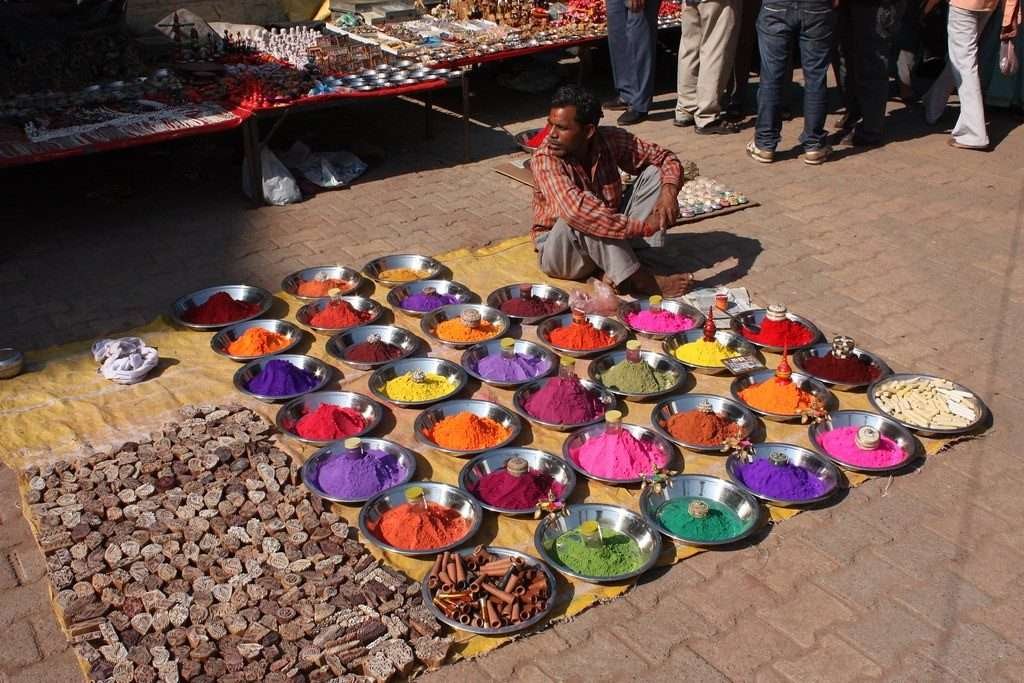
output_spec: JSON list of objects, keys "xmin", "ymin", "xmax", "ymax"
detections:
[{"xmin": 676, "ymin": 0, "xmax": 742, "ymax": 127}]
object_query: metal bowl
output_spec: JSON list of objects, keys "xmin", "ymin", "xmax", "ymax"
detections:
[
  {"xmin": 485, "ymin": 283, "xmax": 569, "ymax": 325},
  {"xmin": 0, "ymin": 348, "xmax": 24, "ymax": 379},
  {"xmin": 414, "ymin": 399, "xmax": 522, "ymax": 457},
  {"xmin": 513, "ymin": 128, "xmax": 544, "ymax": 154},
  {"xmin": 386, "ymin": 280, "xmax": 474, "ymax": 318},
  {"xmin": 562, "ymin": 422, "xmax": 678, "ymax": 485},
  {"xmin": 639, "ymin": 474, "xmax": 763, "ymax": 547},
  {"xmin": 420, "ymin": 304, "xmax": 510, "ymax": 349},
  {"xmin": 534, "ymin": 504, "xmax": 662, "ymax": 583},
  {"xmin": 650, "ymin": 394, "xmax": 758, "ymax": 453},
  {"xmin": 867, "ymin": 373, "xmax": 988, "ymax": 436},
  {"xmin": 325, "ymin": 324, "xmax": 419, "ymax": 371},
  {"xmin": 211, "ymin": 319, "xmax": 303, "ymax": 362},
  {"xmin": 792, "ymin": 343, "xmax": 892, "ymax": 391},
  {"xmin": 587, "ymin": 349, "xmax": 687, "ymax": 400},
  {"xmin": 618, "ymin": 299, "xmax": 705, "ymax": 340},
  {"xmin": 730, "ymin": 369, "xmax": 837, "ymax": 422},
  {"xmin": 459, "ymin": 448, "xmax": 576, "ymax": 515},
  {"xmin": 662, "ymin": 328, "xmax": 758, "ymax": 375},
  {"xmin": 295, "ymin": 296, "xmax": 384, "ymax": 333},
  {"xmin": 232, "ymin": 354, "xmax": 333, "ymax": 403},
  {"xmin": 275, "ymin": 390, "xmax": 384, "ymax": 447},
  {"xmin": 808, "ymin": 410, "xmax": 919, "ymax": 473},
  {"xmin": 725, "ymin": 442, "xmax": 841, "ymax": 507},
  {"xmin": 729, "ymin": 309, "xmax": 822, "ymax": 352},
  {"xmin": 171, "ymin": 284, "xmax": 273, "ymax": 331},
  {"xmin": 461, "ymin": 338, "xmax": 557, "ymax": 388},
  {"xmin": 420, "ymin": 546, "xmax": 557, "ymax": 635},
  {"xmin": 537, "ymin": 313, "xmax": 629, "ymax": 358},
  {"xmin": 368, "ymin": 357, "xmax": 467, "ymax": 408},
  {"xmin": 512, "ymin": 376, "xmax": 616, "ymax": 432},
  {"xmin": 363, "ymin": 254, "xmax": 443, "ymax": 287},
  {"xmin": 281, "ymin": 265, "xmax": 365, "ymax": 302},
  {"xmin": 359, "ymin": 482, "xmax": 482, "ymax": 556},
  {"xmin": 300, "ymin": 437, "xmax": 416, "ymax": 504}
]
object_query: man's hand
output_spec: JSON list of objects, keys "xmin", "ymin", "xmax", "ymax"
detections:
[
  {"xmin": 628, "ymin": 0, "xmax": 645, "ymax": 13},
  {"xmin": 642, "ymin": 186, "xmax": 680, "ymax": 235}
]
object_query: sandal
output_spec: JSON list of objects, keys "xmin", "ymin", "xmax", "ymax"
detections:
[{"xmin": 946, "ymin": 138, "xmax": 988, "ymax": 151}]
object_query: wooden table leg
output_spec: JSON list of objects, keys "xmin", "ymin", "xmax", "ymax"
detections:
[{"xmin": 461, "ymin": 70, "xmax": 471, "ymax": 162}]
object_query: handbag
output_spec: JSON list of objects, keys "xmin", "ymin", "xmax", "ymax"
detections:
[{"xmin": 1000, "ymin": 39, "xmax": 1019, "ymax": 77}]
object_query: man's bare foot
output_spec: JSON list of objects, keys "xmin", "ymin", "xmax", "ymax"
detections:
[{"xmin": 620, "ymin": 268, "xmax": 694, "ymax": 297}]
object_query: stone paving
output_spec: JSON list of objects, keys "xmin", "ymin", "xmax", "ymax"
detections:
[{"xmin": 1, "ymin": 62, "xmax": 1023, "ymax": 681}]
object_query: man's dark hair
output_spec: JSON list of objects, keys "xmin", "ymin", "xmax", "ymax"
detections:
[{"xmin": 550, "ymin": 85, "xmax": 602, "ymax": 127}]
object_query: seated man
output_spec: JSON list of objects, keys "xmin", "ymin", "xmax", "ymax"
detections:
[{"xmin": 532, "ymin": 85, "xmax": 693, "ymax": 297}]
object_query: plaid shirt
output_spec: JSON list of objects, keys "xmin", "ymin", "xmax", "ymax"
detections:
[{"xmin": 531, "ymin": 126, "xmax": 682, "ymax": 242}]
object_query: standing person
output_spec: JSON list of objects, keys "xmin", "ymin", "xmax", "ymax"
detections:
[
  {"xmin": 605, "ymin": 0, "xmax": 662, "ymax": 124},
  {"xmin": 675, "ymin": 0, "xmax": 744, "ymax": 133},
  {"xmin": 746, "ymin": 0, "xmax": 837, "ymax": 165},
  {"xmin": 923, "ymin": 0, "xmax": 1000, "ymax": 149},
  {"xmin": 726, "ymin": 0, "xmax": 761, "ymax": 117},
  {"xmin": 836, "ymin": 0, "xmax": 907, "ymax": 146}
]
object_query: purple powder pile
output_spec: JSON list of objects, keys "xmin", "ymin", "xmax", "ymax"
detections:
[
  {"xmin": 246, "ymin": 359, "xmax": 319, "ymax": 397},
  {"xmin": 474, "ymin": 353, "xmax": 551, "ymax": 382},
  {"xmin": 400, "ymin": 292, "xmax": 460, "ymax": 312},
  {"xmin": 316, "ymin": 448, "xmax": 408, "ymax": 499},
  {"xmin": 735, "ymin": 458, "xmax": 827, "ymax": 500}
]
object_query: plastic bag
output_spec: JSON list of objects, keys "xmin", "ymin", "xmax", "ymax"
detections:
[
  {"xmin": 242, "ymin": 147, "xmax": 302, "ymax": 205},
  {"xmin": 567, "ymin": 277, "xmax": 619, "ymax": 315},
  {"xmin": 280, "ymin": 141, "xmax": 367, "ymax": 188},
  {"xmin": 1000, "ymin": 39, "xmax": 1019, "ymax": 77}
]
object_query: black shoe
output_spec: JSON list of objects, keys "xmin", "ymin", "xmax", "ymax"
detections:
[
  {"xmin": 695, "ymin": 119, "xmax": 741, "ymax": 135},
  {"xmin": 604, "ymin": 97, "xmax": 629, "ymax": 111},
  {"xmin": 617, "ymin": 109, "xmax": 648, "ymax": 126},
  {"xmin": 673, "ymin": 113, "xmax": 695, "ymax": 127}
]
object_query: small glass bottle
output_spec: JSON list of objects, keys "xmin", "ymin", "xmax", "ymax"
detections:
[
  {"xmin": 603, "ymin": 409, "xmax": 623, "ymax": 436},
  {"xmin": 625, "ymin": 339, "xmax": 642, "ymax": 364},
  {"xmin": 405, "ymin": 485, "xmax": 427, "ymax": 512},
  {"xmin": 855, "ymin": 426, "xmax": 881, "ymax": 450},
  {"xmin": 500, "ymin": 337, "xmax": 516, "ymax": 360},
  {"xmin": 648, "ymin": 295, "xmax": 663, "ymax": 314},
  {"xmin": 558, "ymin": 355, "xmax": 577, "ymax": 380},
  {"xmin": 342, "ymin": 437, "xmax": 363, "ymax": 459},
  {"xmin": 576, "ymin": 519, "xmax": 604, "ymax": 548},
  {"xmin": 570, "ymin": 306, "xmax": 587, "ymax": 325},
  {"xmin": 505, "ymin": 456, "xmax": 528, "ymax": 478}
]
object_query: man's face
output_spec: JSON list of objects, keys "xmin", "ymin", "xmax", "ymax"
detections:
[{"xmin": 546, "ymin": 106, "xmax": 594, "ymax": 158}]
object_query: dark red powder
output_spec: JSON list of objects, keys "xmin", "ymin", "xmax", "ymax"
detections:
[
  {"xmin": 344, "ymin": 340, "xmax": 404, "ymax": 363},
  {"xmin": 500, "ymin": 296, "xmax": 561, "ymax": 317},
  {"xmin": 183, "ymin": 292, "xmax": 260, "ymax": 325},
  {"xmin": 309, "ymin": 300, "xmax": 372, "ymax": 329},
  {"xmin": 743, "ymin": 318, "xmax": 815, "ymax": 347},
  {"xmin": 469, "ymin": 468, "xmax": 564, "ymax": 509},
  {"xmin": 802, "ymin": 353, "xmax": 880, "ymax": 384},
  {"xmin": 295, "ymin": 404, "xmax": 366, "ymax": 440}
]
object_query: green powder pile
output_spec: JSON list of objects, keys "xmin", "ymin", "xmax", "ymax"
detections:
[
  {"xmin": 657, "ymin": 497, "xmax": 744, "ymax": 542},
  {"xmin": 600, "ymin": 360, "xmax": 675, "ymax": 394},
  {"xmin": 550, "ymin": 527, "xmax": 644, "ymax": 577}
]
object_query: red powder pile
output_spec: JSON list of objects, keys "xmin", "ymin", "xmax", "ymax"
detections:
[
  {"xmin": 802, "ymin": 353, "xmax": 880, "ymax": 384},
  {"xmin": 374, "ymin": 502, "xmax": 469, "ymax": 551},
  {"xmin": 742, "ymin": 319, "xmax": 815, "ymax": 347},
  {"xmin": 549, "ymin": 321, "xmax": 615, "ymax": 350},
  {"xmin": 309, "ymin": 300, "xmax": 372, "ymax": 329},
  {"xmin": 294, "ymin": 404, "xmax": 366, "ymax": 441},
  {"xmin": 344, "ymin": 340, "xmax": 405, "ymax": 363},
  {"xmin": 501, "ymin": 296, "xmax": 561, "ymax": 317},
  {"xmin": 183, "ymin": 292, "xmax": 260, "ymax": 325},
  {"xmin": 470, "ymin": 469, "xmax": 564, "ymax": 509}
]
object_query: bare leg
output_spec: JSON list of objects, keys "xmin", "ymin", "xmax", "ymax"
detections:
[{"xmin": 618, "ymin": 267, "xmax": 694, "ymax": 297}]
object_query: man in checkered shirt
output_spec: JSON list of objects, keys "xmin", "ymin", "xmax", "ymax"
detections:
[{"xmin": 531, "ymin": 85, "xmax": 693, "ymax": 297}]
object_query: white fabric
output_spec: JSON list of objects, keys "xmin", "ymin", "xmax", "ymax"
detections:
[
  {"xmin": 91, "ymin": 337, "xmax": 159, "ymax": 385},
  {"xmin": 924, "ymin": 5, "xmax": 994, "ymax": 147}
]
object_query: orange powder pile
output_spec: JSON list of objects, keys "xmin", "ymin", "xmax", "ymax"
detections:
[
  {"xmin": 738, "ymin": 378, "xmax": 814, "ymax": 414},
  {"xmin": 378, "ymin": 267, "xmax": 429, "ymax": 282},
  {"xmin": 225, "ymin": 327, "xmax": 290, "ymax": 356},
  {"xmin": 426, "ymin": 412, "xmax": 511, "ymax": 450},
  {"xmin": 435, "ymin": 319, "xmax": 500, "ymax": 343},
  {"xmin": 374, "ymin": 502, "xmax": 470, "ymax": 550},
  {"xmin": 296, "ymin": 278, "xmax": 352, "ymax": 297},
  {"xmin": 549, "ymin": 321, "xmax": 615, "ymax": 350}
]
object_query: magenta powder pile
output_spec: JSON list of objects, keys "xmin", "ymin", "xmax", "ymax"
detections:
[
  {"xmin": 522, "ymin": 376, "xmax": 605, "ymax": 424},
  {"xmin": 469, "ymin": 468, "xmax": 564, "ymax": 509},
  {"xmin": 817, "ymin": 427, "xmax": 908, "ymax": 468},
  {"xmin": 624, "ymin": 309, "xmax": 697, "ymax": 334},
  {"xmin": 569, "ymin": 430, "xmax": 668, "ymax": 480}
]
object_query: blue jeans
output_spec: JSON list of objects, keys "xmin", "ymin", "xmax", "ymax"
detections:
[
  {"xmin": 755, "ymin": 1, "xmax": 835, "ymax": 150},
  {"xmin": 607, "ymin": 0, "xmax": 661, "ymax": 113}
]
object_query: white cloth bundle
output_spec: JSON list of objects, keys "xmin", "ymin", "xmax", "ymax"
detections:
[{"xmin": 91, "ymin": 337, "xmax": 159, "ymax": 385}]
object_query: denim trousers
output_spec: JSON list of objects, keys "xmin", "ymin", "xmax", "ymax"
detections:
[
  {"xmin": 755, "ymin": 0, "xmax": 835, "ymax": 150},
  {"xmin": 606, "ymin": 0, "xmax": 661, "ymax": 113}
]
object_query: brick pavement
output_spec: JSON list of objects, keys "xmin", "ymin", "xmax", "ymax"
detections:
[{"xmin": 1, "ymin": 67, "xmax": 1023, "ymax": 681}]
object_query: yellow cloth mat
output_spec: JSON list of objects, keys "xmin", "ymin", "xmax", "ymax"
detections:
[{"xmin": 1, "ymin": 236, "xmax": 956, "ymax": 661}]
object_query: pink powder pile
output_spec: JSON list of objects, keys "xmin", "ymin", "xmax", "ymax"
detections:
[
  {"xmin": 817, "ymin": 426, "xmax": 908, "ymax": 468},
  {"xmin": 625, "ymin": 309, "xmax": 697, "ymax": 334},
  {"xmin": 570, "ymin": 429, "xmax": 668, "ymax": 480}
]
